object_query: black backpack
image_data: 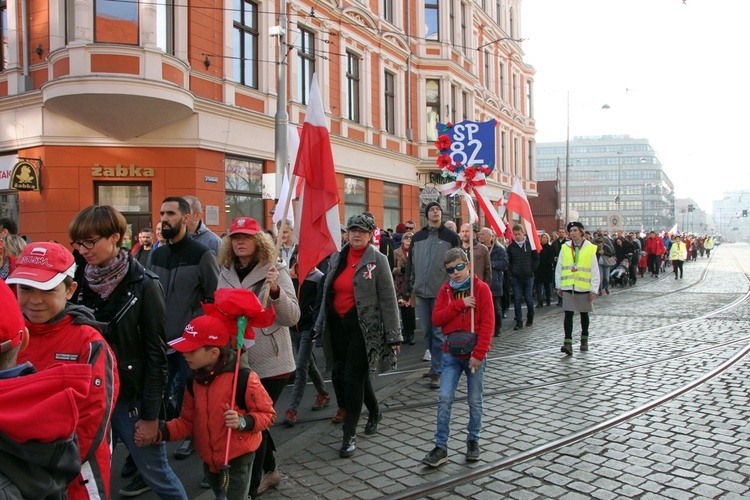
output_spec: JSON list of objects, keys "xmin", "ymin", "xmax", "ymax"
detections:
[{"xmin": 185, "ymin": 368, "xmax": 251, "ymax": 411}]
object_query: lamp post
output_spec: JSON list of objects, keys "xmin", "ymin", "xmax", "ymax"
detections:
[{"xmin": 565, "ymin": 91, "xmax": 570, "ymax": 224}]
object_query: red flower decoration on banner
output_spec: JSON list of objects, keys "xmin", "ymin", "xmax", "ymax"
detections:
[
  {"xmin": 435, "ymin": 134, "xmax": 452, "ymax": 151},
  {"xmin": 436, "ymin": 154, "xmax": 453, "ymax": 169},
  {"xmin": 464, "ymin": 166, "xmax": 479, "ymax": 182}
]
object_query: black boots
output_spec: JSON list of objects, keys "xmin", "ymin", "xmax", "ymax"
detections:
[{"xmin": 340, "ymin": 433, "xmax": 356, "ymax": 458}]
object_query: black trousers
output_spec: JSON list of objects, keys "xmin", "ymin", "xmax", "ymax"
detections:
[
  {"xmin": 672, "ymin": 259, "xmax": 684, "ymax": 278},
  {"xmin": 399, "ymin": 305, "xmax": 416, "ymax": 343},
  {"xmin": 647, "ymin": 254, "xmax": 660, "ymax": 275},
  {"xmin": 249, "ymin": 376, "xmax": 288, "ymax": 497},
  {"xmin": 329, "ymin": 309, "xmax": 378, "ymax": 436}
]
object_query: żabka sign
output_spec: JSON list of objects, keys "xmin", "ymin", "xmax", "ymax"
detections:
[{"xmin": 91, "ymin": 164, "xmax": 155, "ymax": 177}]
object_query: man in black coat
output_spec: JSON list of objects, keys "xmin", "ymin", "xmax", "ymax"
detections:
[{"xmin": 506, "ymin": 224, "xmax": 539, "ymax": 330}]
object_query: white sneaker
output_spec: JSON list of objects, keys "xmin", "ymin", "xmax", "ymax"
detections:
[{"xmin": 422, "ymin": 349, "xmax": 432, "ymax": 362}]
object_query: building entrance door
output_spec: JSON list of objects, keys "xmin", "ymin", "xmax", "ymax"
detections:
[{"xmin": 95, "ymin": 182, "xmax": 152, "ymax": 250}]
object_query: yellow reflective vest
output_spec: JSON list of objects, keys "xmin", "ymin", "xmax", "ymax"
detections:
[
  {"xmin": 670, "ymin": 242, "xmax": 687, "ymax": 261},
  {"xmin": 559, "ymin": 242, "xmax": 598, "ymax": 291}
]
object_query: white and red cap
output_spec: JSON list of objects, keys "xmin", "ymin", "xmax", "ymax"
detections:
[
  {"xmin": 168, "ymin": 315, "xmax": 230, "ymax": 353},
  {"xmin": 228, "ymin": 217, "xmax": 261, "ymax": 237},
  {"xmin": 6, "ymin": 242, "xmax": 76, "ymax": 291}
]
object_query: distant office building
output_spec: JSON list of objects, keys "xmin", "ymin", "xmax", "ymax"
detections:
[
  {"xmin": 535, "ymin": 135, "xmax": 675, "ymax": 233},
  {"xmin": 712, "ymin": 191, "xmax": 750, "ymax": 240},
  {"xmin": 674, "ymin": 198, "xmax": 708, "ymax": 235}
]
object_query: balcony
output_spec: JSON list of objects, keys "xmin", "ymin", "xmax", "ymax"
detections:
[{"xmin": 42, "ymin": 44, "xmax": 194, "ymax": 141}]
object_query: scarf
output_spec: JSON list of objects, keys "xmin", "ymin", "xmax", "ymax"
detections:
[
  {"xmin": 193, "ymin": 350, "xmax": 232, "ymax": 387},
  {"xmin": 0, "ymin": 259, "xmax": 9, "ymax": 280},
  {"xmin": 449, "ymin": 275, "xmax": 471, "ymax": 292},
  {"xmin": 85, "ymin": 250, "xmax": 129, "ymax": 300}
]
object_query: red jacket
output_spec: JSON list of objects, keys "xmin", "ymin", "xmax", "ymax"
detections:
[
  {"xmin": 432, "ymin": 276, "xmax": 494, "ymax": 361},
  {"xmin": 645, "ymin": 236, "xmax": 665, "ymax": 256},
  {"xmin": 165, "ymin": 368, "xmax": 276, "ymax": 473},
  {"xmin": 17, "ymin": 310, "xmax": 119, "ymax": 500}
]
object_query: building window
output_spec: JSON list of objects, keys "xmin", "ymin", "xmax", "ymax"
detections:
[
  {"xmin": 344, "ymin": 176, "xmax": 367, "ymax": 222},
  {"xmin": 514, "ymin": 137, "xmax": 520, "ymax": 176},
  {"xmin": 449, "ymin": 0, "xmax": 455, "ymax": 47},
  {"xmin": 512, "ymin": 73, "xmax": 518, "ymax": 108},
  {"xmin": 297, "ymin": 27, "xmax": 315, "ymax": 104},
  {"xmin": 527, "ymin": 140, "xmax": 534, "ymax": 180},
  {"xmin": 225, "ymin": 157, "xmax": 264, "ymax": 226},
  {"xmin": 526, "ymin": 80, "xmax": 533, "ymax": 117},
  {"xmin": 509, "ymin": 6, "xmax": 516, "ymax": 38},
  {"xmin": 425, "ymin": 0, "xmax": 439, "ymax": 40},
  {"xmin": 346, "ymin": 52, "xmax": 361, "ymax": 123},
  {"xmin": 496, "ymin": 0, "xmax": 502, "ymax": 25},
  {"xmin": 462, "ymin": 90, "xmax": 469, "ymax": 120},
  {"xmin": 95, "ymin": 0, "xmax": 139, "ymax": 44},
  {"xmin": 233, "ymin": 0, "xmax": 259, "ymax": 88},
  {"xmin": 450, "ymin": 84, "xmax": 458, "ymax": 124},
  {"xmin": 501, "ymin": 131, "xmax": 507, "ymax": 172},
  {"xmin": 383, "ymin": 182, "xmax": 401, "ymax": 230},
  {"xmin": 426, "ymin": 79, "xmax": 440, "ymax": 141},
  {"xmin": 1, "ymin": 0, "xmax": 7, "ymax": 70},
  {"xmin": 384, "ymin": 70, "xmax": 396, "ymax": 135},
  {"xmin": 460, "ymin": 2, "xmax": 467, "ymax": 54},
  {"xmin": 156, "ymin": 0, "xmax": 174, "ymax": 54},
  {"xmin": 383, "ymin": 0, "xmax": 394, "ymax": 23},
  {"xmin": 484, "ymin": 50, "xmax": 491, "ymax": 89},
  {"xmin": 499, "ymin": 62, "xmax": 506, "ymax": 100}
]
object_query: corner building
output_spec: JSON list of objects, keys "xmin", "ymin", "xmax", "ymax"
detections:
[{"xmin": 0, "ymin": 0, "xmax": 537, "ymax": 242}]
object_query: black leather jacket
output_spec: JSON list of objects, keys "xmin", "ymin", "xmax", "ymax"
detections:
[{"xmin": 73, "ymin": 253, "xmax": 168, "ymax": 421}]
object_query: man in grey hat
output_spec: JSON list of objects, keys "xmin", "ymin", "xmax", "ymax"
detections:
[{"xmin": 404, "ymin": 202, "xmax": 461, "ymax": 389}]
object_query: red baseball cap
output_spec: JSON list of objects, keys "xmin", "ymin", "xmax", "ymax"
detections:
[
  {"xmin": 168, "ymin": 315, "xmax": 230, "ymax": 353},
  {"xmin": 228, "ymin": 217, "xmax": 261, "ymax": 237},
  {"xmin": 6, "ymin": 242, "xmax": 76, "ymax": 291},
  {"xmin": 0, "ymin": 280, "xmax": 24, "ymax": 354}
]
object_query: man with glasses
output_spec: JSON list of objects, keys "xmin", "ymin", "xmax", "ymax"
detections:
[{"xmin": 404, "ymin": 202, "xmax": 460, "ymax": 389}]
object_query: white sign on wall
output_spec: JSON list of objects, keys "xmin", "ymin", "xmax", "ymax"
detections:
[{"xmin": 0, "ymin": 155, "xmax": 18, "ymax": 191}]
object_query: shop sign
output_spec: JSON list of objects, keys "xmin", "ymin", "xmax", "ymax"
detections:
[
  {"xmin": 10, "ymin": 160, "xmax": 41, "ymax": 191},
  {"xmin": 91, "ymin": 164, "xmax": 155, "ymax": 177}
]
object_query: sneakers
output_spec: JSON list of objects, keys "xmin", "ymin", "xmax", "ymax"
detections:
[
  {"xmin": 257, "ymin": 466, "xmax": 280, "ymax": 495},
  {"xmin": 513, "ymin": 322, "xmax": 523, "ymax": 331},
  {"xmin": 422, "ymin": 446, "xmax": 448, "ymax": 467},
  {"xmin": 364, "ymin": 411, "xmax": 382, "ymax": 435},
  {"xmin": 605, "ymin": 289, "xmax": 610, "ymax": 295},
  {"xmin": 466, "ymin": 440, "xmax": 481, "ymax": 462},
  {"xmin": 422, "ymin": 349, "xmax": 432, "ymax": 362},
  {"xmin": 561, "ymin": 343, "xmax": 573, "ymax": 355},
  {"xmin": 174, "ymin": 436, "xmax": 195, "ymax": 459},
  {"xmin": 119, "ymin": 474, "xmax": 151, "ymax": 497},
  {"xmin": 429, "ymin": 375, "xmax": 441, "ymax": 389},
  {"xmin": 422, "ymin": 370, "xmax": 432, "ymax": 378},
  {"xmin": 340, "ymin": 434, "xmax": 357, "ymax": 458},
  {"xmin": 331, "ymin": 408, "xmax": 346, "ymax": 424},
  {"xmin": 200, "ymin": 473, "xmax": 210, "ymax": 488},
  {"xmin": 283, "ymin": 409, "xmax": 297, "ymax": 427},
  {"xmin": 311, "ymin": 393, "xmax": 331, "ymax": 411},
  {"xmin": 580, "ymin": 340, "xmax": 589, "ymax": 351}
]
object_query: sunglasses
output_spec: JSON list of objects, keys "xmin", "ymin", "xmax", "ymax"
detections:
[
  {"xmin": 445, "ymin": 262, "xmax": 467, "ymax": 274},
  {"xmin": 405, "ymin": 226, "xmax": 415, "ymax": 231}
]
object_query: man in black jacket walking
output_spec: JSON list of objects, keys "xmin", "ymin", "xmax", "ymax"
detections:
[{"xmin": 506, "ymin": 224, "xmax": 539, "ymax": 330}]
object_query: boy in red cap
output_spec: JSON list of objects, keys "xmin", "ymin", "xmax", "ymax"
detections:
[
  {"xmin": 136, "ymin": 315, "xmax": 276, "ymax": 498},
  {"xmin": 6, "ymin": 242, "xmax": 119, "ymax": 500}
]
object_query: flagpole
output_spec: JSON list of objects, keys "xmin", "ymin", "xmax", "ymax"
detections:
[{"xmin": 263, "ymin": 174, "xmax": 297, "ymax": 308}]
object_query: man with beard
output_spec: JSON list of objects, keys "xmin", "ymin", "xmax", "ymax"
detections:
[
  {"xmin": 134, "ymin": 227, "xmax": 155, "ymax": 267},
  {"xmin": 183, "ymin": 195, "xmax": 222, "ymax": 256},
  {"xmin": 149, "ymin": 197, "xmax": 219, "ymax": 461}
]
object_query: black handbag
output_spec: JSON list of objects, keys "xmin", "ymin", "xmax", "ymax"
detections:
[{"xmin": 445, "ymin": 330, "xmax": 477, "ymax": 356}]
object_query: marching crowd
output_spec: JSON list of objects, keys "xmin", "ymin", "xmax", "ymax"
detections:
[{"xmin": 0, "ymin": 205, "xmax": 717, "ymax": 499}]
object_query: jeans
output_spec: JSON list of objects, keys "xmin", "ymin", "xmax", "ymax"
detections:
[
  {"xmin": 415, "ymin": 296, "xmax": 444, "ymax": 376},
  {"xmin": 111, "ymin": 402, "xmax": 187, "ymax": 500},
  {"xmin": 167, "ymin": 351, "xmax": 192, "ymax": 418},
  {"xmin": 288, "ymin": 329, "xmax": 328, "ymax": 411},
  {"xmin": 203, "ymin": 454, "xmax": 253, "ymax": 499},
  {"xmin": 599, "ymin": 264, "xmax": 610, "ymax": 292},
  {"xmin": 435, "ymin": 352, "xmax": 485, "ymax": 449},
  {"xmin": 511, "ymin": 277, "xmax": 535, "ymax": 323}
]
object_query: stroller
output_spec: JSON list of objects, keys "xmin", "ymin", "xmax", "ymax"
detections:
[{"xmin": 610, "ymin": 258, "xmax": 631, "ymax": 288}]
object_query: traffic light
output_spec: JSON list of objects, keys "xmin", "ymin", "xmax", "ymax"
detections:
[
  {"xmin": 743, "ymin": 209, "xmax": 748, "ymax": 217},
  {"xmin": 687, "ymin": 204, "xmax": 695, "ymax": 212}
]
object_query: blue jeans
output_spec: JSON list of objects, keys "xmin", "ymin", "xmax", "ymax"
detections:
[
  {"xmin": 511, "ymin": 277, "xmax": 535, "ymax": 323},
  {"xmin": 111, "ymin": 401, "xmax": 187, "ymax": 500},
  {"xmin": 288, "ymin": 329, "xmax": 328, "ymax": 410},
  {"xmin": 599, "ymin": 264, "xmax": 610, "ymax": 292},
  {"xmin": 415, "ymin": 296, "xmax": 444, "ymax": 376},
  {"xmin": 435, "ymin": 352, "xmax": 485, "ymax": 449}
]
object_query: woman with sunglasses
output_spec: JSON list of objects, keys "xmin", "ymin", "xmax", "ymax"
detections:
[
  {"xmin": 216, "ymin": 216, "xmax": 300, "ymax": 498},
  {"xmin": 421, "ymin": 247, "xmax": 494, "ymax": 467},
  {"xmin": 314, "ymin": 214, "xmax": 402, "ymax": 458}
]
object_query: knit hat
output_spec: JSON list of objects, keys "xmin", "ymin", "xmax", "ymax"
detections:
[
  {"xmin": 424, "ymin": 201, "xmax": 442, "ymax": 218},
  {"xmin": 168, "ymin": 315, "xmax": 230, "ymax": 353},
  {"xmin": 0, "ymin": 280, "xmax": 24, "ymax": 354},
  {"xmin": 6, "ymin": 242, "xmax": 76, "ymax": 291},
  {"xmin": 396, "ymin": 223, "xmax": 407, "ymax": 234}
]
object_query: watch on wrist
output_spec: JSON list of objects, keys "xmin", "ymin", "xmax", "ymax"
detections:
[{"xmin": 238, "ymin": 417, "xmax": 247, "ymax": 431}]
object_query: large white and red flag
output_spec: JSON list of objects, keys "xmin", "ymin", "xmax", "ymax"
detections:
[
  {"xmin": 504, "ymin": 178, "xmax": 542, "ymax": 250},
  {"xmin": 292, "ymin": 74, "xmax": 341, "ymax": 281},
  {"xmin": 272, "ymin": 126, "xmax": 302, "ymax": 225}
]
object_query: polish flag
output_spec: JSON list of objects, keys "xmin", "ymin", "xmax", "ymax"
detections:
[
  {"xmin": 292, "ymin": 74, "xmax": 341, "ymax": 281},
  {"xmin": 272, "ymin": 126, "xmax": 302, "ymax": 225},
  {"xmin": 504, "ymin": 179, "xmax": 542, "ymax": 250}
]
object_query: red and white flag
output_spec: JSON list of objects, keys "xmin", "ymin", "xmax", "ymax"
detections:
[
  {"xmin": 504, "ymin": 179, "xmax": 542, "ymax": 251},
  {"xmin": 292, "ymin": 74, "xmax": 341, "ymax": 281}
]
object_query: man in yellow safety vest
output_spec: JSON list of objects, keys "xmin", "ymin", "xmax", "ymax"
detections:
[{"xmin": 555, "ymin": 222, "xmax": 600, "ymax": 355}]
